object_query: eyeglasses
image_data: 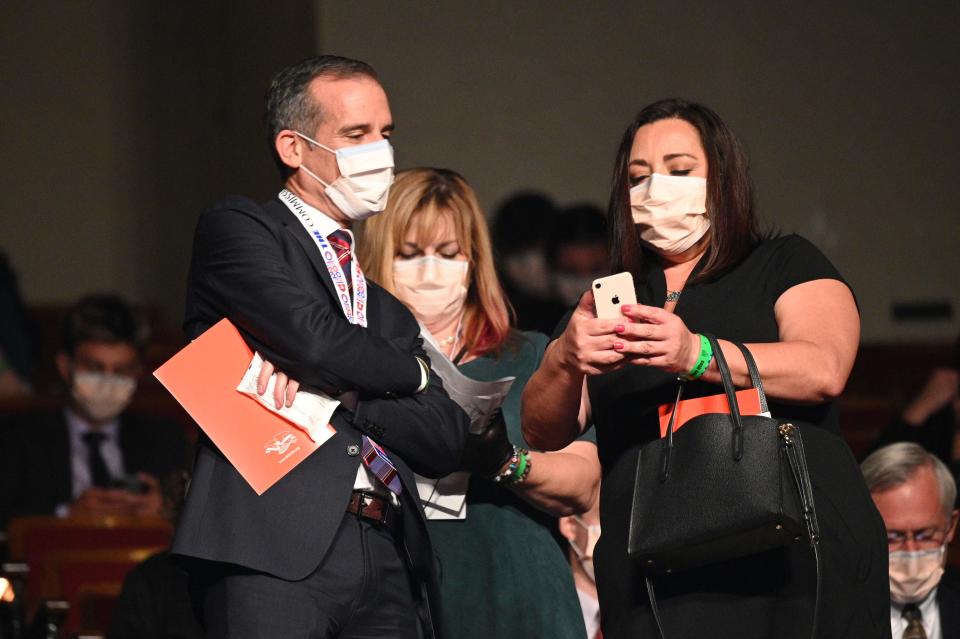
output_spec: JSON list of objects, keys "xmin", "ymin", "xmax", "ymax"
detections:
[{"xmin": 887, "ymin": 527, "xmax": 950, "ymax": 550}]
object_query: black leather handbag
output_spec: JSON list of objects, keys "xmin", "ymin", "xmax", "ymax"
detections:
[{"xmin": 627, "ymin": 335, "xmax": 823, "ymax": 639}]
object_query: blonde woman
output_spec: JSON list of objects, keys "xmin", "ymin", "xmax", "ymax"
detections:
[{"xmin": 360, "ymin": 167, "xmax": 601, "ymax": 639}]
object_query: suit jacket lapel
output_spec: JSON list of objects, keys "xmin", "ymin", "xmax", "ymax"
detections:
[
  {"xmin": 937, "ymin": 575, "xmax": 960, "ymax": 638},
  {"xmin": 263, "ymin": 197, "xmax": 339, "ymax": 300},
  {"xmin": 49, "ymin": 412, "xmax": 74, "ymax": 504}
]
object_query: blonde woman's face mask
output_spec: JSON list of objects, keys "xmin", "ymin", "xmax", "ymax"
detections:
[{"xmin": 393, "ymin": 215, "xmax": 470, "ymax": 328}]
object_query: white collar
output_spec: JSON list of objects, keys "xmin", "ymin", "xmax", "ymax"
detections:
[
  {"xmin": 278, "ymin": 189, "xmax": 342, "ymax": 239},
  {"xmin": 64, "ymin": 407, "xmax": 120, "ymax": 441}
]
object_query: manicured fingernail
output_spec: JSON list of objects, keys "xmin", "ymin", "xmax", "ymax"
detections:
[
  {"xmin": 614, "ymin": 342, "xmax": 624, "ymax": 350},
  {"xmin": 621, "ymin": 305, "xmax": 631, "ymax": 312},
  {"xmin": 614, "ymin": 324, "xmax": 625, "ymax": 333}
]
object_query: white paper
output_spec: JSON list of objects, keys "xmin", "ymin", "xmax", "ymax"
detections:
[
  {"xmin": 414, "ymin": 327, "xmax": 515, "ymax": 520},
  {"xmin": 236, "ymin": 352, "xmax": 338, "ymax": 446},
  {"xmin": 416, "ymin": 472, "xmax": 470, "ymax": 520}
]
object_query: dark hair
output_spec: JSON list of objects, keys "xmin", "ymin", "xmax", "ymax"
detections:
[
  {"xmin": 61, "ymin": 294, "xmax": 147, "ymax": 356},
  {"xmin": 546, "ymin": 204, "xmax": 608, "ymax": 267},
  {"xmin": 491, "ymin": 192, "xmax": 557, "ymax": 256},
  {"xmin": 608, "ymin": 98, "xmax": 763, "ymax": 284},
  {"xmin": 264, "ymin": 55, "xmax": 379, "ymax": 177}
]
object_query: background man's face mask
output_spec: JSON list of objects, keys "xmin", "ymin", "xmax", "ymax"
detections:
[
  {"xmin": 295, "ymin": 132, "xmax": 394, "ymax": 220},
  {"xmin": 569, "ymin": 516, "xmax": 602, "ymax": 582},
  {"xmin": 553, "ymin": 273, "xmax": 595, "ymax": 307},
  {"xmin": 72, "ymin": 370, "xmax": 137, "ymax": 422},
  {"xmin": 888, "ymin": 546, "xmax": 946, "ymax": 604},
  {"xmin": 393, "ymin": 255, "xmax": 469, "ymax": 327},
  {"xmin": 503, "ymin": 249, "xmax": 551, "ymax": 299},
  {"xmin": 630, "ymin": 173, "xmax": 710, "ymax": 255}
]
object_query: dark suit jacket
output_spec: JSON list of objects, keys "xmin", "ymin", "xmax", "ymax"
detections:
[
  {"xmin": 0, "ymin": 410, "xmax": 190, "ymax": 528},
  {"xmin": 940, "ymin": 567, "xmax": 960, "ymax": 639},
  {"xmin": 171, "ymin": 195, "xmax": 468, "ymax": 638}
]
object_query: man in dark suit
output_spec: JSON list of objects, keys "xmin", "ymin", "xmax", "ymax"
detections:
[
  {"xmin": 171, "ymin": 55, "xmax": 472, "ymax": 639},
  {"xmin": 0, "ymin": 294, "xmax": 189, "ymax": 528},
  {"xmin": 862, "ymin": 442, "xmax": 960, "ymax": 639}
]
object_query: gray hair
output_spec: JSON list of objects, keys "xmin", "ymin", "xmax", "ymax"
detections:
[
  {"xmin": 861, "ymin": 442, "xmax": 957, "ymax": 520},
  {"xmin": 264, "ymin": 55, "xmax": 379, "ymax": 176}
]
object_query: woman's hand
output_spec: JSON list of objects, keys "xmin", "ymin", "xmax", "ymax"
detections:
[
  {"xmin": 556, "ymin": 290, "xmax": 627, "ymax": 376},
  {"xmin": 257, "ymin": 358, "xmax": 300, "ymax": 409},
  {"xmin": 614, "ymin": 304, "xmax": 701, "ymax": 375}
]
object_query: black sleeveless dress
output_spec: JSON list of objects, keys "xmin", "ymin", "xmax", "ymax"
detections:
[{"xmin": 559, "ymin": 235, "xmax": 891, "ymax": 639}]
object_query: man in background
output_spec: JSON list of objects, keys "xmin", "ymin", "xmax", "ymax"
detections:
[
  {"xmin": 0, "ymin": 294, "xmax": 189, "ymax": 528},
  {"xmin": 862, "ymin": 442, "xmax": 960, "ymax": 639}
]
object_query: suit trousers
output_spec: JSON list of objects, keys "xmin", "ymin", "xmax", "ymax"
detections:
[{"xmin": 197, "ymin": 510, "xmax": 422, "ymax": 639}]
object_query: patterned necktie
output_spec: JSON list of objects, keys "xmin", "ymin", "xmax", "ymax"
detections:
[
  {"xmin": 328, "ymin": 230, "xmax": 402, "ymax": 495},
  {"xmin": 902, "ymin": 604, "xmax": 927, "ymax": 639},
  {"xmin": 328, "ymin": 230, "xmax": 353, "ymax": 289},
  {"xmin": 81, "ymin": 431, "xmax": 111, "ymax": 488}
]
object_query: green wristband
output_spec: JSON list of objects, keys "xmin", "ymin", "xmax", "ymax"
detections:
[
  {"xmin": 683, "ymin": 334, "xmax": 713, "ymax": 380},
  {"xmin": 511, "ymin": 451, "xmax": 529, "ymax": 482}
]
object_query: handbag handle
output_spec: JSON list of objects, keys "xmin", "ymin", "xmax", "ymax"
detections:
[
  {"xmin": 702, "ymin": 333, "xmax": 745, "ymax": 461},
  {"xmin": 730, "ymin": 341, "xmax": 769, "ymax": 414},
  {"xmin": 661, "ymin": 335, "xmax": 769, "ymax": 476}
]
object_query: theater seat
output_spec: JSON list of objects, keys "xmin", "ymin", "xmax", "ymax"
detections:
[{"xmin": 5, "ymin": 515, "xmax": 172, "ymax": 620}]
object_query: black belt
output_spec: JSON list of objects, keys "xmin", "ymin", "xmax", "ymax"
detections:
[{"xmin": 346, "ymin": 490, "xmax": 401, "ymax": 535}]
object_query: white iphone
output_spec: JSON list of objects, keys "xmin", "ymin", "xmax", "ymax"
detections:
[{"xmin": 592, "ymin": 271, "xmax": 637, "ymax": 319}]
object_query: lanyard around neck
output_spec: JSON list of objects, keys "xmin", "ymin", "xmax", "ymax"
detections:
[{"xmin": 278, "ymin": 189, "xmax": 368, "ymax": 327}]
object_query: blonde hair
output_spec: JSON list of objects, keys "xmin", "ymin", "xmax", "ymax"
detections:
[{"xmin": 359, "ymin": 168, "xmax": 513, "ymax": 357}]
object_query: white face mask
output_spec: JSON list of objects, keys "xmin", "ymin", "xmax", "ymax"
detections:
[
  {"xmin": 503, "ymin": 249, "xmax": 551, "ymax": 298},
  {"xmin": 71, "ymin": 370, "xmax": 137, "ymax": 422},
  {"xmin": 393, "ymin": 256, "xmax": 470, "ymax": 327},
  {"xmin": 295, "ymin": 132, "xmax": 395, "ymax": 220},
  {"xmin": 569, "ymin": 515, "xmax": 602, "ymax": 582},
  {"xmin": 553, "ymin": 273, "xmax": 595, "ymax": 307},
  {"xmin": 888, "ymin": 546, "xmax": 946, "ymax": 604},
  {"xmin": 630, "ymin": 173, "xmax": 710, "ymax": 255}
]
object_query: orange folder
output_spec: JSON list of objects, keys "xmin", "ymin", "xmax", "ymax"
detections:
[
  {"xmin": 154, "ymin": 318, "xmax": 329, "ymax": 495},
  {"xmin": 659, "ymin": 388, "xmax": 764, "ymax": 438}
]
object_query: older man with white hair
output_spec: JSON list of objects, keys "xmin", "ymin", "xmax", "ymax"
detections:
[{"xmin": 862, "ymin": 442, "xmax": 960, "ymax": 639}]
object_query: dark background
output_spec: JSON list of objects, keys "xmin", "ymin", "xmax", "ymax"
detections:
[{"xmin": 1, "ymin": 0, "xmax": 957, "ymax": 343}]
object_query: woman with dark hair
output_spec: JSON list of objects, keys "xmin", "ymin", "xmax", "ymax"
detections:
[{"xmin": 522, "ymin": 99, "xmax": 890, "ymax": 638}]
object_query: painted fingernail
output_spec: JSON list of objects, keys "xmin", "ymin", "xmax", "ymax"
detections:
[
  {"xmin": 621, "ymin": 305, "xmax": 631, "ymax": 312},
  {"xmin": 614, "ymin": 324, "xmax": 625, "ymax": 333},
  {"xmin": 614, "ymin": 342, "xmax": 624, "ymax": 350}
]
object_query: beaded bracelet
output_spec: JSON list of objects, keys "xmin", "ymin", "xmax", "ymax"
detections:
[
  {"xmin": 681, "ymin": 333, "xmax": 713, "ymax": 380},
  {"xmin": 493, "ymin": 446, "xmax": 521, "ymax": 484},
  {"xmin": 511, "ymin": 449, "xmax": 532, "ymax": 484}
]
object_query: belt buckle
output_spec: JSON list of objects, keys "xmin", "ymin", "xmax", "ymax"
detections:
[{"xmin": 354, "ymin": 491, "xmax": 383, "ymax": 524}]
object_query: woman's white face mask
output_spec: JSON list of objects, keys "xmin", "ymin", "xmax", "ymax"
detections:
[
  {"xmin": 393, "ymin": 256, "xmax": 469, "ymax": 327},
  {"xmin": 630, "ymin": 173, "xmax": 709, "ymax": 255}
]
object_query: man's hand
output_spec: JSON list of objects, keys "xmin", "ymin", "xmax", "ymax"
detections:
[
  {"xmin": 68, "ymin": 472, "xmax": 163, "ymax": 518},
  {"xmin": 257, "ymin": 358, "xmax": 300, "ymax": 409},
  {"xmin": 69, "ymin": 487, "xmax": 137, "ymax": 517},
  {"xmin": 460, "ymin": 409, "xmax": 515, "ymax": 479}
]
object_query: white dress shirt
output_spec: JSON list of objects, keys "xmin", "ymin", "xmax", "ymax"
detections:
[
  {"xmin": 891, "ymin": 589, "xmax": 941, "ymax": 639},
  {"xmin": 576, "ymin": 587, "xmax": 601, "ymax": 639},
  {"xmin": 55, "ymin": 408, "xmax": 124, "ymax": 516},
  {"xmin": 278, "ymin": 194, "xmax": 407, "ymax": 496}
]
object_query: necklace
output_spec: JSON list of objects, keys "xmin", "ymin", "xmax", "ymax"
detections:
[
  {"xmin": 437, "ymin": 333, "xmax": 457, "ymax": 346},
  {"xmin": 666, "ymin": 290, "xmax": 682, "ymax": 303}
]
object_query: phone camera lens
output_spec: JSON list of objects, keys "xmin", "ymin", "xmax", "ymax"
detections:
[{"xmin": 594, "ymin": 283, "xmax": 601, "ymax": 289}]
